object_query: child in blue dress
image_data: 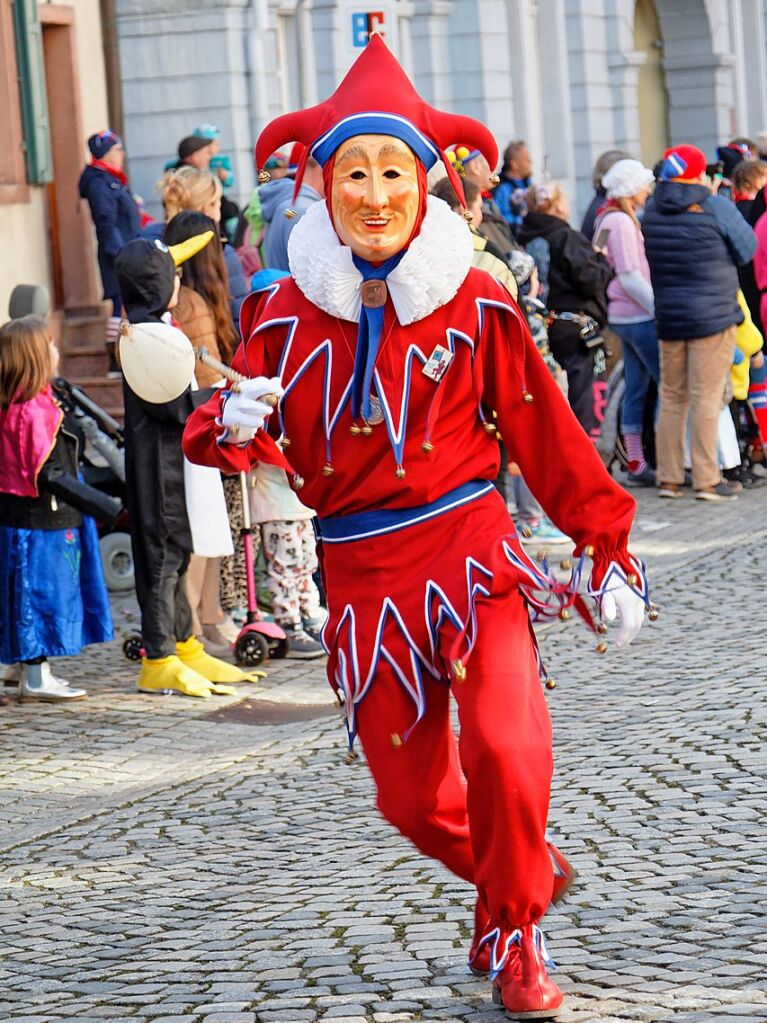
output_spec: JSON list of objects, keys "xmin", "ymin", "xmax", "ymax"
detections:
[{"xmin": 0, "ymin": 315, "xmax": 114, "ymax": 702}]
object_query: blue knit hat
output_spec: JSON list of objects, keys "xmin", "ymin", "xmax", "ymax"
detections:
[{"xmin": 88, "ymin": 129, "xmax": 122, "ymax": 160}]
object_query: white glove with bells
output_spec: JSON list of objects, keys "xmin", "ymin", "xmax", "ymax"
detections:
[
  {"xmin": 601, "ymin": 586, "xmax": 645, "ymax": 649},
  {"xmin": 220, "ymin": 376, "xmax": 283, "ymax": 443}
]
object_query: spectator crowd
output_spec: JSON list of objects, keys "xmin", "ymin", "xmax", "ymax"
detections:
[{"xmin": 2, "ymin": 120, "xmax": 766, "ymax": 702}]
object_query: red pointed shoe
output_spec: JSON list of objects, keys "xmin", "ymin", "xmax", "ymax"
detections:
[
  {"xmin": 468, "ymin": 898, "xmax": 491, "ymax": 976},
  {"xmin": 491, "ymin": 924, "xmax": 563, "ymax": 1020},
  {"xmin": 468, "ymin": 842, "xmax": 575, "ymax": 977}
]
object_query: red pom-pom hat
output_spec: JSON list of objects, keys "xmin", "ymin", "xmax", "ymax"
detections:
[{"xmin": 254, "ymin": 34, "xmax": 497, "ymax": 208}]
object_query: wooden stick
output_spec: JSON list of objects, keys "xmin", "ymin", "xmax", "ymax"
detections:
[{"xmin": 196, "ymin": 347, "xmax": 278, "ymax": 406}]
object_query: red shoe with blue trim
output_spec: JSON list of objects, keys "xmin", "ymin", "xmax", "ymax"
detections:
[
  {"xmin": 468, "ymin": 842, "xmax": 575, "ymax": 977},
  {"xmin": 491, "ymin": 923, "xmax": 563, "ymax": 1020}
]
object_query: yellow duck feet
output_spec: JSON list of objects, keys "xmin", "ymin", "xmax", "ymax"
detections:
[
  {"xmin": 137, "ymin": 655, "xmax": 236, "ymax": 698},
  {"xmin": 175, "ymin": 636, "xmax": 266, "ymax": 685}
]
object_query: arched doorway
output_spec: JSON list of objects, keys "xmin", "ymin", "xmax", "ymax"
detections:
[{"xmin": 634, "ymin": 0, "xmax": 670, "ymax": 167}]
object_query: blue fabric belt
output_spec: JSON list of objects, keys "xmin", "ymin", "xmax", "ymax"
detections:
[{"xmin": 317, "ymin": 480, "xmax": 494, "ymax": 544}]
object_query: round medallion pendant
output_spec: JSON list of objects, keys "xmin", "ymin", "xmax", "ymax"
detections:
[{"xmin": 368, "ymin": 395, "xmax": 385, "ymax": 426}]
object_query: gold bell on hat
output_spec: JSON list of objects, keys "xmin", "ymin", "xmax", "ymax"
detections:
[
  {"xmin": 390, "ymin": 733, "xmax": 403, "ymax": 748},
  {"xmin": 560, "ymin": 558, "xmax": 572, "ymax": 571},
  {"xmin": 322, "ymin": 463, "xmax": 334, "ymax": 477},
  {"xmin": 545, "ymin": 677, "xmax": 557, "ymax": 690},
  {"xmin": 648, "ymin": 604, "xmax": 660, "ymax": 621},
  {"xmin": 350, "ymin": 423, "xmax": 362, "ymax": 436},
  {"xmin": 281, "ymin": 436, "xmax": 291, "ymax": 447},
  {"xmin": 283, "ymin": 208, "xmax": 297, "ymax": 220},
  {"xmin": 395, "ymin": 465, "xmax": 406, "ymax": 479},
  {"xmin": 483, "ymin": 421, "xmax": 496, "ymax": 433},
  {"xmin": 596, "ymin": 621, "xmax": 608, "ymax": 635},
  {"xmin": 522, "ymin": 390, "xmax": 534, "ymax": 404},
  {"xmin": 292, "ymin": 474, "xmax": 305, "ymax": 490},
  {"xmin": 462, "ymin": 209, "xmax": 474, "ymax": 222},
  {"xmin": 584, "ymin": 545, "xmax": 595, "ymax": 557},
  {"xmin": 422, "ymin": 440, "xmax": 434, "ymax": 453},
  {"xmin": 361, "ymin": 423, "xmax": 373, "ymax": 436},
  {"xmin": 559, "ymin": 609, "xmax": 570, "ymax": 621},
  {"xmin": 596, "ymin": 641, "xmax": 608, "ymax": 654}
]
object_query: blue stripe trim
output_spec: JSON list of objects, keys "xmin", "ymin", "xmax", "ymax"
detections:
[
  {"xmin": 317, "ymin": 480, "xmax": 493, "ymax": 544},
  {"xmin": 311, "ymin": 113, "xmax": 439, "ymax": 169}
]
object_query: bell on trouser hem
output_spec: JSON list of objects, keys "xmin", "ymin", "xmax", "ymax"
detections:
[
  {"xmin": 468, "ymin": 842, "xmax": 576, "ymax": 977},
  {"xmin": 491, "ymin": 924, "xmax": 562, "ymax": 1020}
]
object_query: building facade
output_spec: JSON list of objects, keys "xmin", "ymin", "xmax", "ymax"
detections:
[
  {"xmin": 0, "ymin": 0, "xmax": 113, "ymax": 320},
  {"xmin": 115, "ymin": 0, "xmax": 767, "ymax": 220}
]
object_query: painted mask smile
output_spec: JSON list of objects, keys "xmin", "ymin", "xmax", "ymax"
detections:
[{"xmin": 331, "ymin": 134, "xmax": 420, "ymax": 261}]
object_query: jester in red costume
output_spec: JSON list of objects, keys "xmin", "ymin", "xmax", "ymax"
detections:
[{"xmin": 183, "ymin": 36, "xmax": 650, "ymax": 1020}]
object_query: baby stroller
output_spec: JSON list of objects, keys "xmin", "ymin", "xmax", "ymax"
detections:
[{"xmin": 51, "ymin": 376, "xmax": 134, "ymax": 592}]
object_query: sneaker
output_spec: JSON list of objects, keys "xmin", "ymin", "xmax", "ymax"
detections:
[
  {"xmin": 302, "ymin": 615, "xmax": 328, "ymax": 642},
  {"xmin": 519, "ymin": 518, "xmax": 570, "ymax": 546},
  {"xmin": 695, "ymin": 481, "xmax": 739, "ymax": 502},
  {"xmin": 658, "ymin": 483, "xmax": 683, "ymax": 499},
  {"xmin": 725, "ymin": 465, "xmax": 767, "ymax": 488},
  {"xmin": 626, "ymin": 464, "xmax": 656, "ymax": 487},
  {"xmin": 202, "ymin": 615, "xmax": 239, "ymax": 646},
  {"xmin": 19, "ymin": 662, "xmax": 87, "ymax": 702},
  {"xmin": 285, "ymin": 628, "xmax": 326, "ymax": 660}
]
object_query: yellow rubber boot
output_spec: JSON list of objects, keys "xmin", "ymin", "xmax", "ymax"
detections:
[
  {"xmin": 176, "ymin": 636, "xmax": 266, "ymax": 685},
  {"xmin": 137, "ymin": 655, "xmax": 218, "ymax": 698}
]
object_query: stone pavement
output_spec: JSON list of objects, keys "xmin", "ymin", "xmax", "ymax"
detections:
[{"xmin": 1, "ymin": 488, "xmax": 766, "ymax": 1023}]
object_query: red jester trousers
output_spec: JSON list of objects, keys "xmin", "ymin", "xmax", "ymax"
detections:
[{"xmin": 183, "ymin": 267, "xmax": 636, "ymax": 932}]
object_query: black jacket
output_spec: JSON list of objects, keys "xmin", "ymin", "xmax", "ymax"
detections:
[
  {"xmin": 115, "ymin": 239, "xmax": 213, "ymax": 553},
  {"xmin": 642, "ymin": 181, "xmax": 756, "ymax": 340},
  {"xmin": 519, "ymin": 211, "xmax": 613, "ymax": 325},
  {"xmin": 79, "ymin": 164, "xmax": 141, "ymax": 308},
  {"xmin": 0, "ymin": 421, "xmax": 119, "ymax": 531}
]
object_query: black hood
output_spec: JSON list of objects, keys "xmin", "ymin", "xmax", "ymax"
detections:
[
  {"xmin": 518, "ymin": 210, "xmax": 569, "ymax": 247},
  {"xmin": 652, "ymin": 180, "xmax": 711, "ymax": 214},
  {"xmin": 114, "ymin": 239, "xmax": 175, "ymax": 323}
]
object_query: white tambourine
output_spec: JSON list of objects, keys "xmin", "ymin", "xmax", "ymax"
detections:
[{"xmin": 118, "ymin": 321, "xmax": 195, "ymax": 404}]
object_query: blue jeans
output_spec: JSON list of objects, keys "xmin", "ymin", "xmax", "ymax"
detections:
[{"xmin": 611, "ymin": 320, "xmax": 660, "ymax": 434}]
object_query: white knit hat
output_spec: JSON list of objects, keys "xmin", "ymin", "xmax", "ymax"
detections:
[{"xmin": 602, "ymin": 159, "xmax": 655, "ymax": 199}]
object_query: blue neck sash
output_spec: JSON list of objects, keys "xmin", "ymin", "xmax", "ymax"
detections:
[{"xmin": 351, "ymin": 251, "xmax": 406, "ymax": 421}]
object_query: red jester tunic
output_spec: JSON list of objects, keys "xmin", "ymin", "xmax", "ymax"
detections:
[{"xmin": 183, "ymin": 263, "xmax": 638, "ymax": 933}]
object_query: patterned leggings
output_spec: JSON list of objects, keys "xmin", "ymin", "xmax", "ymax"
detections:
[{"xmin": 261, "ymin": 519, "xmax": 324, "ymax": 629}]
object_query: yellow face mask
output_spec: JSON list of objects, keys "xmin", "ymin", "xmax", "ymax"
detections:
[{"xmin": 331, "ymin": 134, "xmax": 420, "ymax": 261}]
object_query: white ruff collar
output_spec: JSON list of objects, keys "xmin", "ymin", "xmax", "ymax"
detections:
[{"xmin": 287, "ymin": 195, "xmax": 474, "ymax": 325}]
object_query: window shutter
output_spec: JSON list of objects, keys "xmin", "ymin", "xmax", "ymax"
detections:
[{"xmin": 12, "ymin": 0, "xmax": 52, "ymax": 184}]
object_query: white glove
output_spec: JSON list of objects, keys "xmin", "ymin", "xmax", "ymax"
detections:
[
  {"xmin": 601, "ymin": 585, "xmax": 645, "ymax": 649},
  {"xmin": 219, "ymin": 376, "xmax": 282, "ymax": 441}
]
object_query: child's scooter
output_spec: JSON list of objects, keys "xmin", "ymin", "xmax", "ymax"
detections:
[{"xmin": 234, "ymin": 469, "xmax": 289, "ymax": 666}]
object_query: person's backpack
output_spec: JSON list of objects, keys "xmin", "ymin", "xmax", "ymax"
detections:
[
  {"xmin": 235, "ymin": 219, "xmax": 265, "ymax": 278},
  {"xmin": 525, "ymin": 236, "xmax": 551, "ymax": 303}
]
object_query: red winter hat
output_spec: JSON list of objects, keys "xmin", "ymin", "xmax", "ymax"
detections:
[
  {"xmin": 660, "ymin": 144, "xmax": 707, "ymax": 182},
  {"xmin": 255, "ymin": 34, "xmax": 497, "ymax": 207}
]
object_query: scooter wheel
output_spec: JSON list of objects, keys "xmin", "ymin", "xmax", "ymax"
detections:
[
  {"xmin": 235, "ymin": 631, "xmax": 269, "ymax": 666},
  {"xmin": 123, "ymin": 634, "xmax": 143, "ymax": 661},
  {"xmin": 269, "ymin": 637, "xmax": 290, "ymax": 660}
]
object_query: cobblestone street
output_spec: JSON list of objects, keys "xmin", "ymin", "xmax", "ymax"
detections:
[{"xmin": 1, "ymin": 489, "xmax": 766, "ymax": 1023}]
